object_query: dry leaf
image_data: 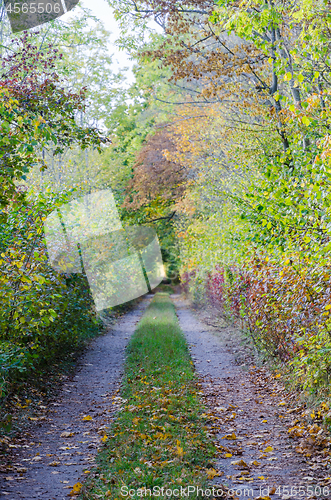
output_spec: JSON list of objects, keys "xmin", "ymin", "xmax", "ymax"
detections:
[
  {"xmin": 176, "ymin": 440, "xmax": 184, "ymax": 458},
  {"xmin": 70, "ymin": 482, "xmax": 83, "ymax": 496},
  {"xmin": 222, "ymin": 432, "xmax": 236, "ymax": 440},
  {"xmin": 206, "ymin": 468, "xmax": 218, "ymax": 479},
  {"xmin": 231, "ymin": 459, "xmax": 249, "ymax": 468},
  {"xmin": 60, "ymin": 431, "xmax": 73, "ymax": 438},
  {"xmin": 82, "ymin": 415, "xmax": 93, "ymax": 421}
]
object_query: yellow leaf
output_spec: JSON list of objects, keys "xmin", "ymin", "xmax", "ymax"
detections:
[
  {"xmin": 264, "ymin": 446, "xmax": 273, "ymax": 453},
  {"xmin": 176, "ymin": 440, "xmax": 184, "ymax": 458},
  {"xmin": 101, "ymin": 435, "xmax": 108, "ymax": 443},
  {"xmin": 222, "ymin": 432, "xmax": 236, "ymax": 440},
  {"xmin": 82, "ymin": 415, "xmax": 93, "ymax": 421},
  {"xmin": 284, "ymin": 71, "xmax": 292, "ymax": 82},
  {"xmin": 225, "ymin": 453, "xmax": 232, "ymax": 458},
  {"xmin": 258, "ymin": 475, "xmax": 265, "ymax": 480},
  {"xmin": 325, "ymin": 304, "xmax": 331, "ymax": 310},
  {"xmin": 206, "ymin": 468, "xmax": 218, "ymax": 479},
  {"xmin": 70, "ymin": 482, "xmax": 83, "ymax": 496},
  {"xmin": 302, "ymin": 116, "xmax": 311, "ymax": 126},
  {"xmin": 231, "ymin": 459, "xmax": 248, "ymax": 468}
]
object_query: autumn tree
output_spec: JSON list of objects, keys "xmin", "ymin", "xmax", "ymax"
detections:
[{"xmin": 123, "ymin": 126, "xmax": 185, "ymax": 212}]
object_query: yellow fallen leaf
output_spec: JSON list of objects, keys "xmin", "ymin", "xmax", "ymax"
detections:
[
  {"xmin": 278, "ymin": 401, "xmax": 286, "ymax": 406},
  {"xmin": 70, "ymin": 482, "xmax": 83, "ymax": 496},
  {"xmin": 222, "ymin": 432, "xmax": 236, "ymax": 440},
  {"xmin": 275, "ymin": 373, "xmax": 281, "ymax": 378},
  {"xmin": 262, "ymin": 419, "xmax": 267, "ymax": 423},
  {"xmin": 206, "ymin": 468, "xmax": 218, "ymax": 479},
  {"xmin": 258, "ymin": 475, "xmax": 265, "ymax": 480},
  {"xmin": 101, "ymin": 435, "xmax": 108, "ymax": 443},
  {"xmin": 176, "ymin": 440, "xmax": 184, "ymax": 458},
  {"xmin": 252, "ymin": 460, "xmax": 261, "ymax": 466},
  {"xmin": 84, "ymin": 470, "xmax": 90, "ymax": 474},
  {"xmin": 82, "ymin": 415, "xmax": 93, "ymax": 421},
  {"xmin": 264, "ymin": 446, "xmax": 273, "ymax": 453},
  {"xmin": 231, "ymin": 459, "xmax": 248, "ymax": 468},
  {"xmin": 225, "ymin": 453, "xmax": 232, "ymax": 458}
]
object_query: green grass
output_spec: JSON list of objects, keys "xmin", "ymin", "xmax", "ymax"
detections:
[
  {"xmin": 80, "ymin": 293, "xmax": 217, "ymax": 499},
  {"xmin": 154, "ymin": 284, "xmax": 175, "ymax": 294}
]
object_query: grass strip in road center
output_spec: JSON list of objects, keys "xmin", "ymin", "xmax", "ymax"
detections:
[{"xmin": 80, "ymin": 293, "xmax": 217, "ymax": 499}]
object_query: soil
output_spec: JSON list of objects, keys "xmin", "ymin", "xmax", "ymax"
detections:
[{"xmin": 1, "ymin": 293, "xmax": 330, "ymax": 500}]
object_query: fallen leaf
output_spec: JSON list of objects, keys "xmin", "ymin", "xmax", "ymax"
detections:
[
  {"xmin": 70, "ymin": 483, "xmax": 83, "ymax": 496},
  {"xmin": 222, "ymin": 433, "xmax": 236, "ymax": 440},
  {"xmin": 60, "ymin": 432, "xmax": 73, "ymax": 438},
  {"xmin": 176, "ymin": 441, "xmax": 184, "ymax": 458},
  {"xmin": 264, "ymin": 446, "xmax": 274, "ymax": 453},
  {"xmin": 206, "ymin": 468, "xmax": 218, "ymax": 479},
  {"xmin": 231, "ymin": 459, "xmax": 249, "ymax": 468},
  {"xmin": 225, "ymin": 453, "xmax": 232, "ymax": 458},
  {"xmin": 82, "ymin": 415, "xmax": 93, "ymax": 421}
]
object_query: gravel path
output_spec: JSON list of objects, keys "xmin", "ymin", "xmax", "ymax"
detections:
[
  {"xmin": 174, "ymin": 295, "xmax": 330, "ymax": 500},
  {"xmin": 0, "ymin": 298, "xmax": 151, "ymax": 500}
]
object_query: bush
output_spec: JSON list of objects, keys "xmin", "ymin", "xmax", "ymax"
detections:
[
  {"xmin": 182, "ymin": 258, "xmax": 331, "ymax": 393},
  {"xmin": 0, "ymin": 197, "xmax": 100, "ymax": 402}
]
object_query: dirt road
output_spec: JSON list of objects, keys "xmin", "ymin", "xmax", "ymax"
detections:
[{"xmin": 1, "ymin": 294, "xmax": 330, "ymax": 500}]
